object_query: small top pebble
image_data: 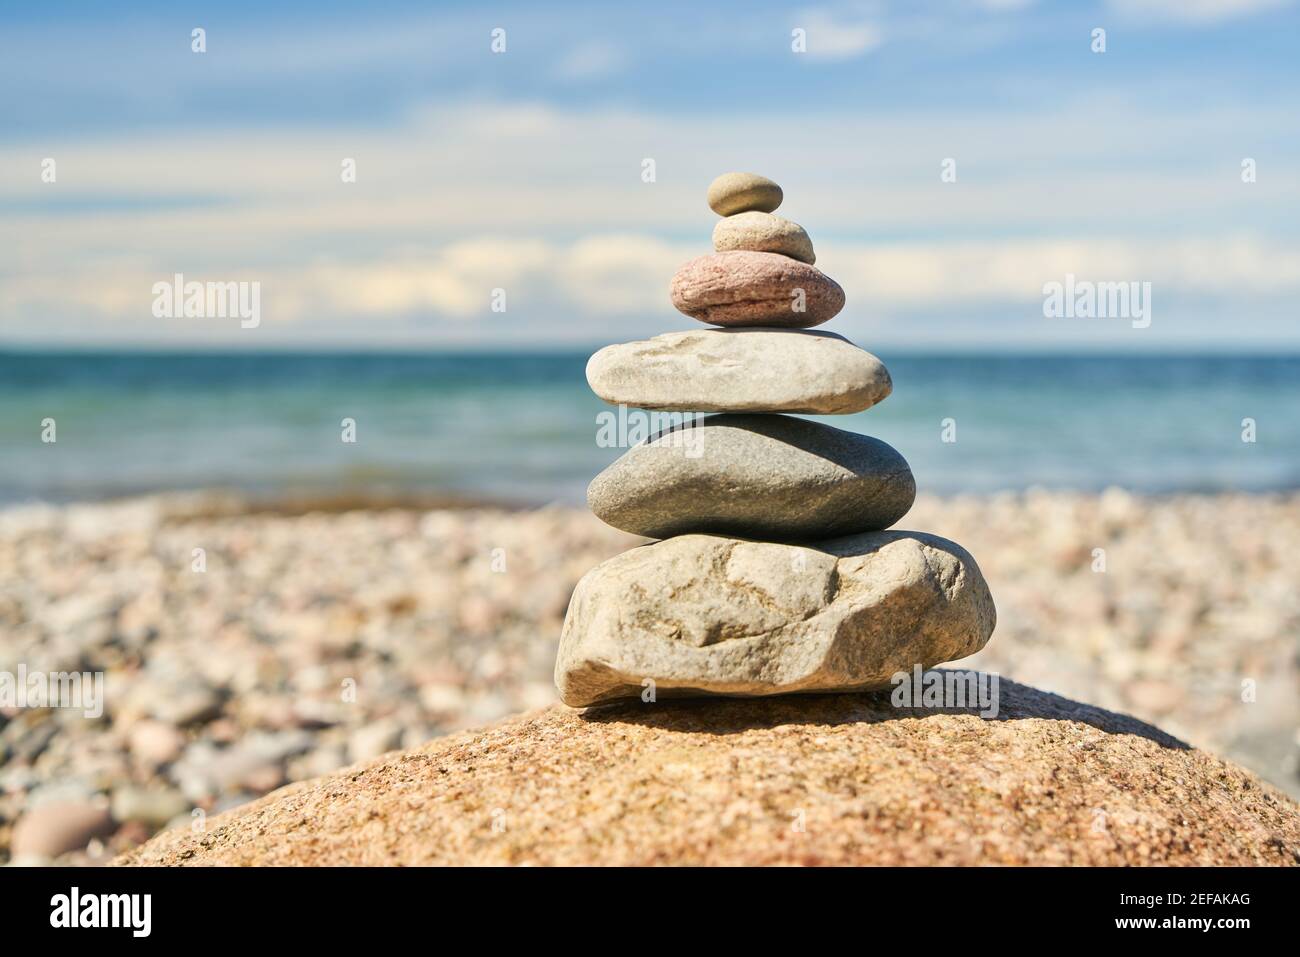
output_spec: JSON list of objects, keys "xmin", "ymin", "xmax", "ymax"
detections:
[{"xmin": 707, "ymin": 172, "xmax": 782, "ymax": 216}]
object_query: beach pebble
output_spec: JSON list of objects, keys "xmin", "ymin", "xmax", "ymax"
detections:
[
  {"xmin": 588, "ymin": 414, "xmax": 915, "ymax": 541},
  {"xmin": 128, "ymin": 720, "xmax": 186, "ymax": 767},
  {"xmin": 11, "ymin": 800, "xmax": 113, "ymax": 859},
  {"xmin": 173, "ymin": 732, "xmax": 309, "ymax": 799},
  {"xmin": 670, "ymin": 251, "xmax": 844, "ymax": 328},
  {"xmin": 556, "ymin": 531, "xmax": 995, "ymax": 706},
  {"xmin": 586, "ymin": 329, "xmax": 891, "ymax": 414},
  {"xmin": 706, "ymin": 171, "xmax": 783, "ymax": 216},
  {"xmin": 242, "ymin": 764, "xmax": 287, "ymax": 794},
  {"xmin": 421, "ymin": 686, "xmax": 467, "ymax": 712},
  {"xmin": 5, "ymin": 717, "xmax": 58, "ymax": 762},
  {"xmin": 149, "ymin": 683, "xmax": 222, "ymax": 726},
  {"xmin": 0, "ymin": 766, "xmax": 40, "ymax": 794},
  {"xmin": 348, "ymin": 721, "xmax": 403, "ymax": 763},
  {"xmin": 419, "ymin": 683, "xmax": 468, "ymax": 715},
  {"xmin": 110, "ymin": 787, "xmax": 190, "ymax": 829},
  {"xmin": 465, "ymin": 693, "xmax": 513, "ymax": 726},
  {"xmin": 712, "ymin": 211, "xmax": 815, "ymax": 263},
  {"xmin": 291, "ymin": 699, "xmax": 346, "ymax": 729},
  {"xmin": 1124, "ymin": 678, "xmax": 1185, "ymax": 716},
  {"xmin": 289, "ymin": 745, "xmax": 348, "ymax": 780}
]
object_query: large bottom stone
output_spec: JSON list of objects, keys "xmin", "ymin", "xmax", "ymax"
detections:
[{"xmin": 555, "ymin": 530, "xmax": 996, "ymax": 707}]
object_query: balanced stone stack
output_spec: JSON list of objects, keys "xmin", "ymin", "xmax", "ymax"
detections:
[{"xmin": 556, "ymin": 172, "xmax": 996, "ymax": 707}]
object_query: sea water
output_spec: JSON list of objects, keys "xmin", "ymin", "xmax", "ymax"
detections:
[{"xmin": 2, "ymin": 350, "xmax": 1297, "ymax": 506}]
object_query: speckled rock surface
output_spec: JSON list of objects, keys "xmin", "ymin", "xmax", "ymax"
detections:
[
  {"xmin": 670, "ymin": 251, "xmax": 845, "ymax": 328},
  {"xmin": 114, "ymin": 679, "xmax": 1300, "ymax": 866},
  {"xmin": 706, "ymin": 171, "xmax": 783, "ymax": 216},
  {"xmin": 712, "ymin": 211, "xmax": 816, "ymax": 264},
  {"xmin": 588, "ymin": 413, "xmax": 915, "ymax": 540},
  {"xmin": 585, "ymin": 329, "xmax": 891, "ymax": 414},
  {"xmin": 555, "ymin": 531, "xmax": 996, "ymax": 706}
]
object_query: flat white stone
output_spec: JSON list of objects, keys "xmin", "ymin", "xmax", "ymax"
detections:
[{"xmin": 586, "ymin": 329, "xmax": 891, "ymax": 414}]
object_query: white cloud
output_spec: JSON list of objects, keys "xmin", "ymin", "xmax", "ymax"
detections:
[
  {"xmin": 7, "ymin": 96, "xmax": 1292, "ymax": 238},
  {"xmin": 3, "ymin": 97, "xmax": 1297, "ymax": 345},
  {"xmin": 798, "ymin": 9, "xmax": 884, "ymax": 60},
  {"xmin": 553, "ymin": 41, "xmax": 625, "ymax": 81},
  {"xmin": 1108, "ymin": 0, "xmax": 1292, "ymax": 23},
  {"xmin": 827, "ymin": 235, "xmax": 1300, "ymax": 304},
  {"xmin": 5, "ymin": 233, "xmax": 1296, "ymax": 345}
]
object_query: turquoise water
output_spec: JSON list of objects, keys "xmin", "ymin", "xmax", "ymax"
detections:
[{"xmin": 2, "ymin": 351, "xmax": 1298, "ymax": 505}]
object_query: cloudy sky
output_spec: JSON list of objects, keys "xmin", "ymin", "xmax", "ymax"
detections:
[{"xmin": 2, "ymin": 0, "xmax": 1298, "ymax": 350}]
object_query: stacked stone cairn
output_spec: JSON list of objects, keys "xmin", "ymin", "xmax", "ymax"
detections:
[{"xmin": 555, "ymin": 172, "xmax": 996, "ymax": 707}]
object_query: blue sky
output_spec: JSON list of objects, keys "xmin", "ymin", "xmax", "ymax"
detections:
[{"xmin": 2, "ymin": 0, "xmax": 1299, "ymax": 349}]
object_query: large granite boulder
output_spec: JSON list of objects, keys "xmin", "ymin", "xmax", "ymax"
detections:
[{"xmin": 115, "ymin": 681, "xmax": 1300, "ymax": 866}]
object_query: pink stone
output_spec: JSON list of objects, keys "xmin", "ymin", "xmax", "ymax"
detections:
[{"xmin": 669, "ymin": 251, "xmax": 844, "ymax": 328}]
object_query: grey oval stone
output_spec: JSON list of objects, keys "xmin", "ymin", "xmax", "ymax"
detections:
[
  {"xmin": 586, "ymin": 329, "xmax": 891, "ymax": 414},
  {"xmin": 588, "ymin": 413, "xmax": 915, "ymax": 541},
  {"xmin": 555, "ymin": 530, "xmax": 997, "ymax": 707},
  {"xmin": 706, "ymin": 171, "xmax": 783, "ymax": 216},
  {"xmin": 713, "ymin": 211, "xmax": 815, "ymax": 264}
]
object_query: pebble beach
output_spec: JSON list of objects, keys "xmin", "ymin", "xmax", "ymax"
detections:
[{"xmin": 1, "ymin": 489, "xmax": 1297, "ymax": 864}]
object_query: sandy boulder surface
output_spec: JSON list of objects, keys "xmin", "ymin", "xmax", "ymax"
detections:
[{"xmin": 116, "ymin": 676, "xmax": 1300, "ymax": 867}]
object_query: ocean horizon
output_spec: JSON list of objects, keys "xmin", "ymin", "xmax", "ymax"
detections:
[{"xmin": 4, "ymin": 349, "xmax": 1299, "ymax": 507}]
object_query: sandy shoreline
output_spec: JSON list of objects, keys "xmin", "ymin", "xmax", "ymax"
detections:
[{"xmin": 2, "ymin": 489, "xmax": 1297, "ymax": 863}]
